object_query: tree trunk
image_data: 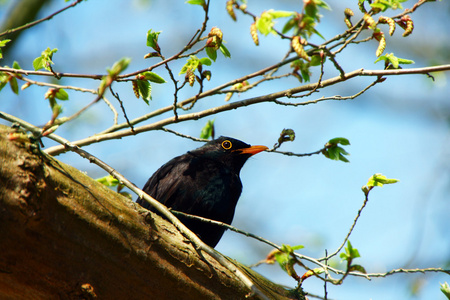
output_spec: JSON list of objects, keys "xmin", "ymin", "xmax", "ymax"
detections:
[{"xmin": 0, "ymin": 125, "xmax": 299, "ymax": 299}]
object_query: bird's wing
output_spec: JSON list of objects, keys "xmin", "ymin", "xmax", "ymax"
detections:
[{"xmin": 137, "ymin": 154, "xmax": 192, "ymax": 210}]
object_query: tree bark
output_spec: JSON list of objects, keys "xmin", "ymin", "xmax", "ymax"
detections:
[{"xmin": 0, "ymin": 125, "xmax": 299, "ymax": 300}]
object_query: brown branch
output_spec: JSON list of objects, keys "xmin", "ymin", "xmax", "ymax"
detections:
[
  {"xmin": 43, "ymin": 64, "xmax": 450, "ymax": 155},
  {"xmin": 0, "ymin": 124, "xmax": 296, "ymax": 300},
  {"xmin": 0, "ymin": 0, "xmax": 84, "ymax": 39}
]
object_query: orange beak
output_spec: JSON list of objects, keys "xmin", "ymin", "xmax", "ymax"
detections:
[{"xmin": 236, "ymin": 145, "xmax": 268, "ymax": 156}]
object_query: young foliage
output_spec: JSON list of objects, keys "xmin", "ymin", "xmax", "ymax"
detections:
[
  {"xmin": 256, "ymin": 10, "xmax": 295, "ymax": 36},
  {"xmin": 273, "ymin": 128, "xmax": 295, "ymax": 149},
  {"xmin": 301, "ymin": 268, "xmax": 325, "ymax": 281},
  {"xmin": 0, "ymin": 39, "xmax": 11, "ymax": 59},
  {"xmin": 96, "ymin": 175, "xmax": 120, "ymax": 187},
  {"xmin": 340, "ymin": 241, "xmax": 360, "ymax": 262},
  {"xmin": 138, "ymin": 71, "xmax": 167, "ymax": 84},
  {"xmin": 185, "ymin": 0, "xmax": 205, "ymax": 6},
  {"xmin": 205, "ymin": 27, "xmax": 231, "ymax": 61},
  {"xmin": 98, "ymin": 57, "xmax": 131, "ymax": 96},
  {"xmin": 323, "ymin": 137, "xmax": 350, "ymax": 163},
  {"xmin": 133, "ymin": 80, "xmax": 152, "ymax": 104},
  {"xmin": 374, "ymin": 53, "xmax": 414, "ymax": 69},
  {"xmin": 369, "ymin": 0, "xmax": 407, "ymax": 12},
  {"xmin": 200, "ymin": 119, "xmax": 215, "ymax": 140},
  {"xmin": 146, "ymin": 29, "xmax": 161, "ymax": 52},
  {"xmin": 96, "ymin": 175, "xmax": 132, "ymax": 199},
  {"xmin": 33, "ymin": 47, "xmax": 58, "ymax": 71},
  {"xmin": 273, "ymin": 244, "xmax": 304, "ymax": 281},
  {"xmin": 441, "ymin": 282, "xmax": 450, "ymax": 300},
  {"xmin": 365, "ymin": 173, "xmax": 399, "ymax": 187},
  {"xmin": 362, "ymin": 173, "xmax": 399, "ymax": 195},
  {"xmin": 132, "ymin": 71, "xmax": 166, "ymax": 104},
  {"xmin": 339, "ymin": 241, "xmax": 366, "ymax": 274}
]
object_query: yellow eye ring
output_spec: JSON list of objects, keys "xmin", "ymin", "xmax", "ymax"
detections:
[{"xmin": 221, "ymin": 140, "xmax": 232, "ymax": 150}]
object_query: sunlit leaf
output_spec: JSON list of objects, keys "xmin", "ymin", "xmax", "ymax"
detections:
[
  {"xmin": 200, "ymin": 119, "xmax": 215, "ymax": 139},
  {"xmin": 55, "ymin": 88, "xmax": 69, "ymax": 100}
]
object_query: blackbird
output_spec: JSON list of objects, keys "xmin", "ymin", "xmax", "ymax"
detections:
[{"xmin": 137, "ymin": 136, "xmax": 267, "ymax": 247}]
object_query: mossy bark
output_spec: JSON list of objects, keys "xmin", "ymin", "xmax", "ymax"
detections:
[{"xmin": 0, "ymin": 125, "xmax": 299, "ymax": 299}]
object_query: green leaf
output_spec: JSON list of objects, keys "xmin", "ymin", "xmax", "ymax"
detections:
[
  {"xmin": 340, "ymin": 241, "xmax": 360, "ymax": 262},
  {"xmin": 328, "ymin": 137, "xmax": 350, "ymax": 145},
  {"xmin": 199, "ymin": 57, "xmax": 212, "ymax": 66},
  {"xmin": 32, "ymin": 57, "xmax": 44, "ymax": 71},
  {"xmin": 140, "ymin": 71, "xmax": 166, "ymax": 84},
  {"xmin": 374, "ymin": 53, "xmax": 414, "ymax": 69},
  {"xmin": 310, "ymin": 54, "xmax": 323, "ymax": 67},
  {"xmin": 96, "ymin": 175, "xmax": 120, "ymax": 187},
  {"xmin": 302, "ymin": 267, "xmax": 325, "ymax": 280},
  {"xmin": 136, "ymin": 80, "xmax": 152, "ymax": 104},
  {"xmin": 282, "ymin": 17, "xmax": 298, "ymax": 34},
  {"xmin": 9, "ymin": 77, "xmax": 18, "ymax": 94},
  {"xmin": 268, "ymin": 10, "xmax": 295, "ymax": 19},
  {"xmin": 146, "ymin": 29, "xmax": 161, "ymax": 50},
  {"xmin": 206, "ymin": 47, "xmax": 217, "ymax": 62},
  {"xmin": 441, "ymin": 282, "xmax": 450, "ymax": 300},
  {"xmin": 324, "ymin": 137, "xmax": 350, "ymax": 162},
  {"xmin": 274, "ymin": 244, "xmax": 304, "ymax": 275},
  {"xmin": 316, "ymin": 0, "xmax": 331, "ymax": 10},
  {"xmin": 0, "ymin": 39, "xmax": 11, "ymax": 47},
  {"xmin": 397, "ymin": 57, "xmax": 415, "ymax": 65},
  {"xmin": 33, "ymin": 47, "xmax": 58, "ymax": 71},
  {"xmin": 348, "ymin": 264, "xmax": 367, "ymax": 274},
  {"xmin": 179, "ymin": 55, "xmax": 201, "ymax": 75},
  {"xmin": 200, "ymin": 119, "xmax": 215, "ymax": 139},
  {"xmin": 370, "ymin": 0, "xmax": 405, "ymax": 12},
  {"xmin": 185, "ymin": 0, "xmax": 205, "ymax": 5},
  {"xmin": 304, "ymin": 3, "xmax": 319, "ymax": 19},
  {"xmin": 108, "ymin": 57, "xmax": 131, "ymax": 76},
  {"xmin": 219, "ymin": 44, "xmax": 231, "ymax": 58},
  {"xmin": 366, "ymin": 173, "xmax": 399, "ymax": 187},
  {"xmin": 0, "ymin": 39, "xmax": 11, "ymax": 59},
  {"xmin": 0, "ymin": 73, "xmax": 8, "ymax": 92},
  {"xmin": 52, "ymin": 104, "xmax": 63, "ymax": 117},
  {"xmin": 55, "ymin": 88, "xmax": 69, "ymax": 100},
  {"xmin": 256, "ymin": 12, "xmax": 275, "ymax": 36},
  {"xmin": 12, "ymin": 61, "xmax": 21, "ymax": 70},
  {"xmin": 300, "ymin": 68, "xmax": 310, "ymax": 82}
]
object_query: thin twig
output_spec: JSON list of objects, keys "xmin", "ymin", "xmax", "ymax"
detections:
[
  {"xmin": 43, "ymin": 64, "xmax": 450, "ymax": 156},
  {"xmin": 109, "ymin": 86, "xmax": 134, "ymax": 133},
  {"xmin": 274, "ymin": 76, "xmax": 382, "ymax": 106},
  {"xmin": 101, "ymin": 96, "xmax": 119, "ymax": 126},
  {"xmin": 19, "ymin": 77, "xmax": 97, "ymax": 93},
  {"xmin": 0, "ymin": 0, "xmax": 84, "ymax": 38},
  {"xmin": 159, "ymin": 127, "xmax": 209, "ymax": 142}
]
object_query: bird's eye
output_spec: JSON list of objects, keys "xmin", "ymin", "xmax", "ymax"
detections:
[{"xmin": 221, "ymin": 140, "xmax": 232, "ymax": 150}]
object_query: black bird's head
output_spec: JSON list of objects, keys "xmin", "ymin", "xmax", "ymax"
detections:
[{"xmin": 191, "ymin": 136, "xmax": 268, "ymax": 173}]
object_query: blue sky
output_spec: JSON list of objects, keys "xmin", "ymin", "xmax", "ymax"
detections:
[{"xmin": 1, "ymin": 0, "xmax": 449, "ymax": 299}]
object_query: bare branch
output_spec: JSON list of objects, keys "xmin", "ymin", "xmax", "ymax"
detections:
[
  {"xmin": 0, "ymin": 0, "xmax": 84, "ymax": 38},
  {"xmin": 43, "ymin": 64, "xmax": 450, "ymax": 156}
]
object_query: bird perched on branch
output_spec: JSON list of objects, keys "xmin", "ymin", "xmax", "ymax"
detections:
[{"xmin": 137, "ymin": 136, "xmax": 268, "ymax": 248}]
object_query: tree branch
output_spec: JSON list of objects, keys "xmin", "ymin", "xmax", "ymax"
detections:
[{"xmin": 42, "ymin": 64, "xmax": 450, "ymax": 156}]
